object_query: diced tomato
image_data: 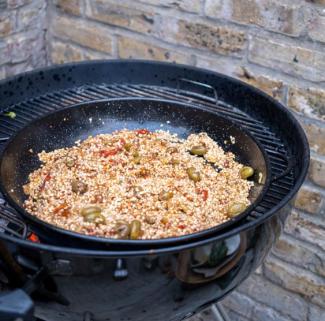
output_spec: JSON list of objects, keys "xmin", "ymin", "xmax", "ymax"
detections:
[
  {"xmin": 135, "ymin": 129, "xmax": 150, "ymax": 135},
  {"xmin": 28, "ymin": 233, "xmax": 40, "ymax": 243},
  {"xmin": 178, "ymin": 224, "xmax": 186, "ymax": 230},
  {"xmin": 99, "ymin": 148, "xmax": 120, "ymax": 157},
  {"xmin": 119, "ymin": 138, "xmax": 126, "ymax": 145},
  {"xmin": 40, "ymin": 173, "xmax": 51, "ymax": 191},
  {"xmin": 196, "ymin": 188, "xmax": 208, "ymax": 201},
  {"xmin": 53, "ymin": 203, "xmax": 67, "ymax": 214}
]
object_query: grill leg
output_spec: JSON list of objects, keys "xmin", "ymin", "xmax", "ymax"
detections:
[
  {"xmin": 185, "ymin": 303, "xmax": 231, "ymax": 321},
  {"xmin": 213, "ymin": 303, "xmax": 231, "ymax": 321}
]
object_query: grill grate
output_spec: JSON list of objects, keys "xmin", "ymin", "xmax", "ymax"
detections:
[{"xmin": 0, "ymin": 84, "xmax": 294, "ymax": 239}]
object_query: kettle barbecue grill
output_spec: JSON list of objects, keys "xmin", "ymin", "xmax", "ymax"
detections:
[{"xmin": 0, "ymin": 60, "xmax": 309, "ymax": 321}]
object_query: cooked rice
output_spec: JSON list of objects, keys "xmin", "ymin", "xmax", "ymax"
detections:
[{"xmin": 23, "ymin": 130, "xmax": 253, "ymax": 239}]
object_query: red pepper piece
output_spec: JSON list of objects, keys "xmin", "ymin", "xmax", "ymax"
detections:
[
  {"xmin": 99, "ymin": 148, "xmax": 120, "ymax": 157},
  {"xmin": 136, "ymin": 129, "xmax": 150, "ymax": 135},
  {"xmin": 196, "ymin": 188, "xmax": 208, "ymax": 201},
  {"xmin": 40, "ymin": 173, "xmax": 51, "ymax": 191}
]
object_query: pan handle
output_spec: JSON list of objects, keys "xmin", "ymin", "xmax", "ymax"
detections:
[
  {"xmin": 177, "ymin": 78, "xmax": 219, "ymax": 103},
  {"xmin": 0, "ymin": 289, "xmax": 34, "ymax": 321}
]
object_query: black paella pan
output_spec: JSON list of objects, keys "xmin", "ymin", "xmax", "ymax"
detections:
[{"xmin": 0, "ymin": 98, "xmax": 271, "ymax": 248}]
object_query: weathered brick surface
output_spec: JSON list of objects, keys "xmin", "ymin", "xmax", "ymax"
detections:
[
  {"xmin": 194, "ymin": 55, "xmax": 241, "ymax": 76},
  {"xmin": 51, "ymin": 40, "xmax": 84, "ymax": 64},
  {"xmin": 237, "ymin": 274, "xmax": 308, "ymax": 321},
  {"xmin": 53, "ymin": 0, "xmax": 83, "ymax": 16},
  {"xmin": 309, "ymin": 304, "xmax": 325, "ymax": 321},
  {"xmin": 0, "ymin": 12, "xmax": 15, "ymax": 37},
  {"xmin": 7, "ymin": 0, "xmax": 32, "ymax": 9},
  {"xmin": 223, "ymin": 291, "xmax": 291, "ymax": 321},
  {"xmin": 294, "ymin": 185, "xmax": 322, "ymax": 214},
  {"xmin": 118, "ymin": 36, "xmax": 191, "ymax": 63},
  {"xmin": 288, "ymin": 86, "xmax": 325, "ymax": 120},
  {"xmin": 205, "ymin": 0, "xmax": 303, "ymax": 36},
  {"xmin": 285, "ymin": 210, "xmax": 325, "ymax": 249},
  {"xmin": 236, "ymin": 66, "xmax": 284, "ymax": 100},
  {"xmin": 309, "ymin": 156, "xmax": 325, "ymax": 188},
  {"xmin": 264, "ymin": 257, "xmax": 325, "ymax": 308},
  {"xmin": 86, "ymin": 0, "xmax": 156, "ymax": 34},
  {"xmin": 17, "ymin": 1, "xmax": 47, "ymax": 31},
  {"xmin": 53, "ymin": 16, "xmax": 113, "ymax": 54},
  {"xmin": 307, "ymin": 7, "xmax": 325, "ymax": 43},
  {"xmin": 249, "ymin": 37, "xmax": 325, "ymax": 82},
  {"xmin": 272, "ymin": 235, "xmax": 325, "ymax": 277},
  {"xmin": 302, "ymin": 122, "xmax": 325, "ymax": 155},
  {"xmin": 138, "ymin": 0, "xmax": 201, "ymax": 13},
  {"xmin": 162, "ymin": 18, "xmax": 246, "ymax": 57}
]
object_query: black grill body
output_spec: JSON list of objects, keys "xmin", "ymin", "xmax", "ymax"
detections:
[{"xmin": 0, "ymin": 60, "xmax": 309, "ymax": 321}]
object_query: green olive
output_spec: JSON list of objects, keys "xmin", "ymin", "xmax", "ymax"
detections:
[
  {"xmin": 133, "ymin": 156, "xmax": 141, "ymax": 164},
  {"xmin": 84, "ymin": 213, "xmax": 106, "ymax": 224},
  {"xmin": 170, "ymin": 158, "xmax": 180, "ymax": 165},
  {"xmin": 133, "ymin": 151, "xmax": 139, "ymax": 158},
  {"xmin": 158, "ymin": 191, "xmax": 174, "ymax": 201},
  {"xmin": 145, "ymin": 215, "xmax": 155, "ymax": 225},
  {"xmin": 240, "ymin": 166, "xmax": 254, "ymax": 179},
  {"xmin": 81, "ymin": 206, "xmax": 105, "ymax": 224},
  {"xmin": 71, "ymin": 179, "xmax": 88, "ymax": 194},
  {"xmin": 81, "ymin": 206, "xmax": 102, "ymax": 217},
  {"xmin": 66, "ymin": 158, "xmax": 75, "ymax": 168},
  {"xmin": 130, "ymin": 220, "xmax": 142, "ymax": 240},
  {"xmin": 190, "ymin": 145, "xmax": 207, "ymax": 156},
  {"xmin": 228, "ymin": 203, "xmax": 247, "ymax": 217},
  {"xmin": 115, "ymin": 221, "xmax": 131, "ymax": 239},
  {"xmin": 124, "ymin": 143, "xmax": 132, "ymax": 152},
  {"xmin": 166, "ymin": 146, "xmax": 178, "ymax": 153},
  {"xmin": 187, "ymin": 167, "xmax": 201, "ymax": 182}
]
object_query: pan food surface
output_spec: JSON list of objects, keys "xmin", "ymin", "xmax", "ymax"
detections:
[
  {"xmin": 23, "ymin": 129, "xmax": 253, "ymax": 240},
  {"xmin": 0, "ymin": 98, "xmax": 269, "ymax": 245}
]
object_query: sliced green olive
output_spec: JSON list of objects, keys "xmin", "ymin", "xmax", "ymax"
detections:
[
  {"xmin": 187, "ymin": 167, "xmax": 201, "ymax": 182},
  {"xmin": 81, "ymin": 206, "xmax": 105, "ymax": 224},
  {"xmin": 115, "ymin": 221, "xmax": 131, "ymax": 239},
  {"xmin": 158, "ymin": 190, "xmax": 174, "ymax": 201},
  {"xmin": 240, "ymin": 166, "xmax": 254, "ymax": 179},
  {"xmin": 166, "ymin": 146, "xmax": 178, "ymax": 154},
  {"xmin": 84, "ymin": 213, "xmax": 106, "ymax": 224},
  {"xmin": 71, "ymin": 179, "xmax": 88, "ymax": 194},
  {"xmin": 145, "ymin": 215, "xmax": 155, "ymax": 225},
  {"xmin": 130, "ymin": 220, "xmax": 142, "ymax": 240},
  {"xmin": 66, "ymin": 158, "xmax": 75, "ymax": 168},
  {"xmin": 81, "ymin": 206, "xmax": 101, "ymax": 217},
  {"xmin": 190, "ymin": 145, "xmax": 207, "ymax": 156},
  {"xmin": 124, "ymin": 143, "xmax": 132, "ymax": 152},
  {"xmin": 228, "ymin": 203, "xmax": 247, "ymax": 217},
  {"xmin": 170, "ymin": 158, "xmax": 180, "ymax": 165}
]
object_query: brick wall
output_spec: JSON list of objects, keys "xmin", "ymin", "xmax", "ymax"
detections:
[
  {"xmin": 2, "ymin": 1, "xmax": 325, "ymax": 320},
  {"xmin": 0, "ymin": 0, "xmax": 48, "ymax": 79}
]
